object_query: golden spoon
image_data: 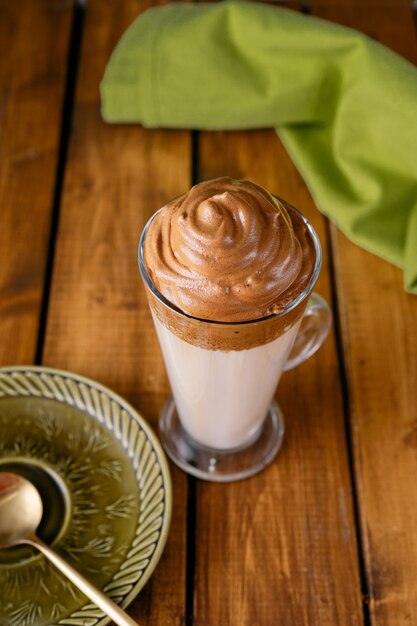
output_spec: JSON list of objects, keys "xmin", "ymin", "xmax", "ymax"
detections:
[{"xmin": 0, "ymin": 472, "xmax": 138, "ymax": 626}]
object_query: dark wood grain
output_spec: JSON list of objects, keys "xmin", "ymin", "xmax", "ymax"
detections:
[
  {"xmin": 312, "ymin": 3, "xmax": 417, "ymax": 60},
  {"xmin": 311, "ymin": 0, "xmax": 411, "ymax": 7},
  {"xmin": 42, "ymin": 1, "xmax": 190, "ymax": 624},
  {"xmin": 310, "ymin": 2, "xmax": 417, "ymax": 624},
  {"xmin": 193, "ymin": 130, "xmax": 363, "ymax": 626},
  {"xmin": 0, "ymin": 0, "xmax": 73, "ymax": 365}
]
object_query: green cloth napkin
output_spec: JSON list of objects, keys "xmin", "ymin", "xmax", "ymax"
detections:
[{"xmin": 100, "ymin": 1, "xmax": 417, "ymax": 293}]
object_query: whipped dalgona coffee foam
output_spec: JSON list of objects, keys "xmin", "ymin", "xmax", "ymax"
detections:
[{"xmin": 144, "ymin": 178, "xmax": 315, "ymax": 324}]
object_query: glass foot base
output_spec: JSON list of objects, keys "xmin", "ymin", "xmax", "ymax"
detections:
[{"xmin": 159, "ymin": 398, "xmax": 285, "ymax": 482}]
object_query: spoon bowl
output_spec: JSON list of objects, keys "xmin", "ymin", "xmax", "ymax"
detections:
[{"xmin": 0, "ymin": 472, "xmax": 43, "ymax": 548}]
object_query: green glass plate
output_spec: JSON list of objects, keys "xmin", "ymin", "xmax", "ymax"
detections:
[{"xmin": 0, "ymin": 366, "xmax": 172, "ymax": 626}]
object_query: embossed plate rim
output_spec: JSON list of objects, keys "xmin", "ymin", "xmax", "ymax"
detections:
[{"xmin": 0, "ymin": 365, "xmax": 172, "ymax": 626}]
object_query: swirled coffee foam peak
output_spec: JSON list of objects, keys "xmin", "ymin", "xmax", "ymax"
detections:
[{"xmin": 144, "ymin": 178, "xmax": 315, "ymax": 322}]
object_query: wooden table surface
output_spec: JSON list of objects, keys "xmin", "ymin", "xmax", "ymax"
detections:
[{"xmin": 1, "ymin": 0, "xmax": 417, "ymax": 624}]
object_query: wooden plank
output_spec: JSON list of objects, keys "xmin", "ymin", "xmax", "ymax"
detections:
[
  {"xmin": 42, "ymin": 1, "xmax": 190, "ymax": 625},
  {"xmin": 312, "ymin": 3, "xmax": 417, "ymax": 61},
  {"xmin": 0, "ymin": 0, "xmax": 73, "ymax": 365},
  {"xmin": 312, "ymin": 0, "xmax": 411, "ymax": 8},
  {"xmin": 194, "ymin": 130, "xmax": 363, "ymax": 625},
  {"xmin": 310, "ymin": 2, "xmax": 417, "ymax": 624}
]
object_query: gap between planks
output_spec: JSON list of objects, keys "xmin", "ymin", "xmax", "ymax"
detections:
[
  {"xmin": 35, "ymin": 0, "xmax": 85, "ymax": 365},
  {"xmin": 324, "ymin": 219, "xmax": 372, "ymax": 626}
]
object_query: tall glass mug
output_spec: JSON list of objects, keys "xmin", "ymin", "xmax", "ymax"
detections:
[{"xmin": 138, "ymin": 197, "xmax": 331, "ymax": 482}]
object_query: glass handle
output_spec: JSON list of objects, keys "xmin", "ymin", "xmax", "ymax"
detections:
[{"xmin": 284, "ymin": 292, "xmax": 332, "ymax": 371}]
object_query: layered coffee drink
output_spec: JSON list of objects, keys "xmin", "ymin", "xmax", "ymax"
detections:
[{"xmin": 140, "ymin": 178, "xmax": 318, "ymax": 454}]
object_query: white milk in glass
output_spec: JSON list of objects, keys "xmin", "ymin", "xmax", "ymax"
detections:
[{"xmin": 153, "ymin": 315, "xmax": 301, "ymax": 449}]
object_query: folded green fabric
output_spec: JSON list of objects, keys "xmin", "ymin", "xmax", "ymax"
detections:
[{"xmin": 100, "ymin": 1, "xmax": 417, "ymax": 293}]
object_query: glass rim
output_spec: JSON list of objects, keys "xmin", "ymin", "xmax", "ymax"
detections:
[{"xmin": 138, "ymin": 195, "xmax": 322, "ymax": 327}]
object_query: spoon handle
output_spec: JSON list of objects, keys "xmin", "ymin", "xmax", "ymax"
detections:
[{"xmin": 24, "ymin": 535, "xmax": 139, "ymax": 626}]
